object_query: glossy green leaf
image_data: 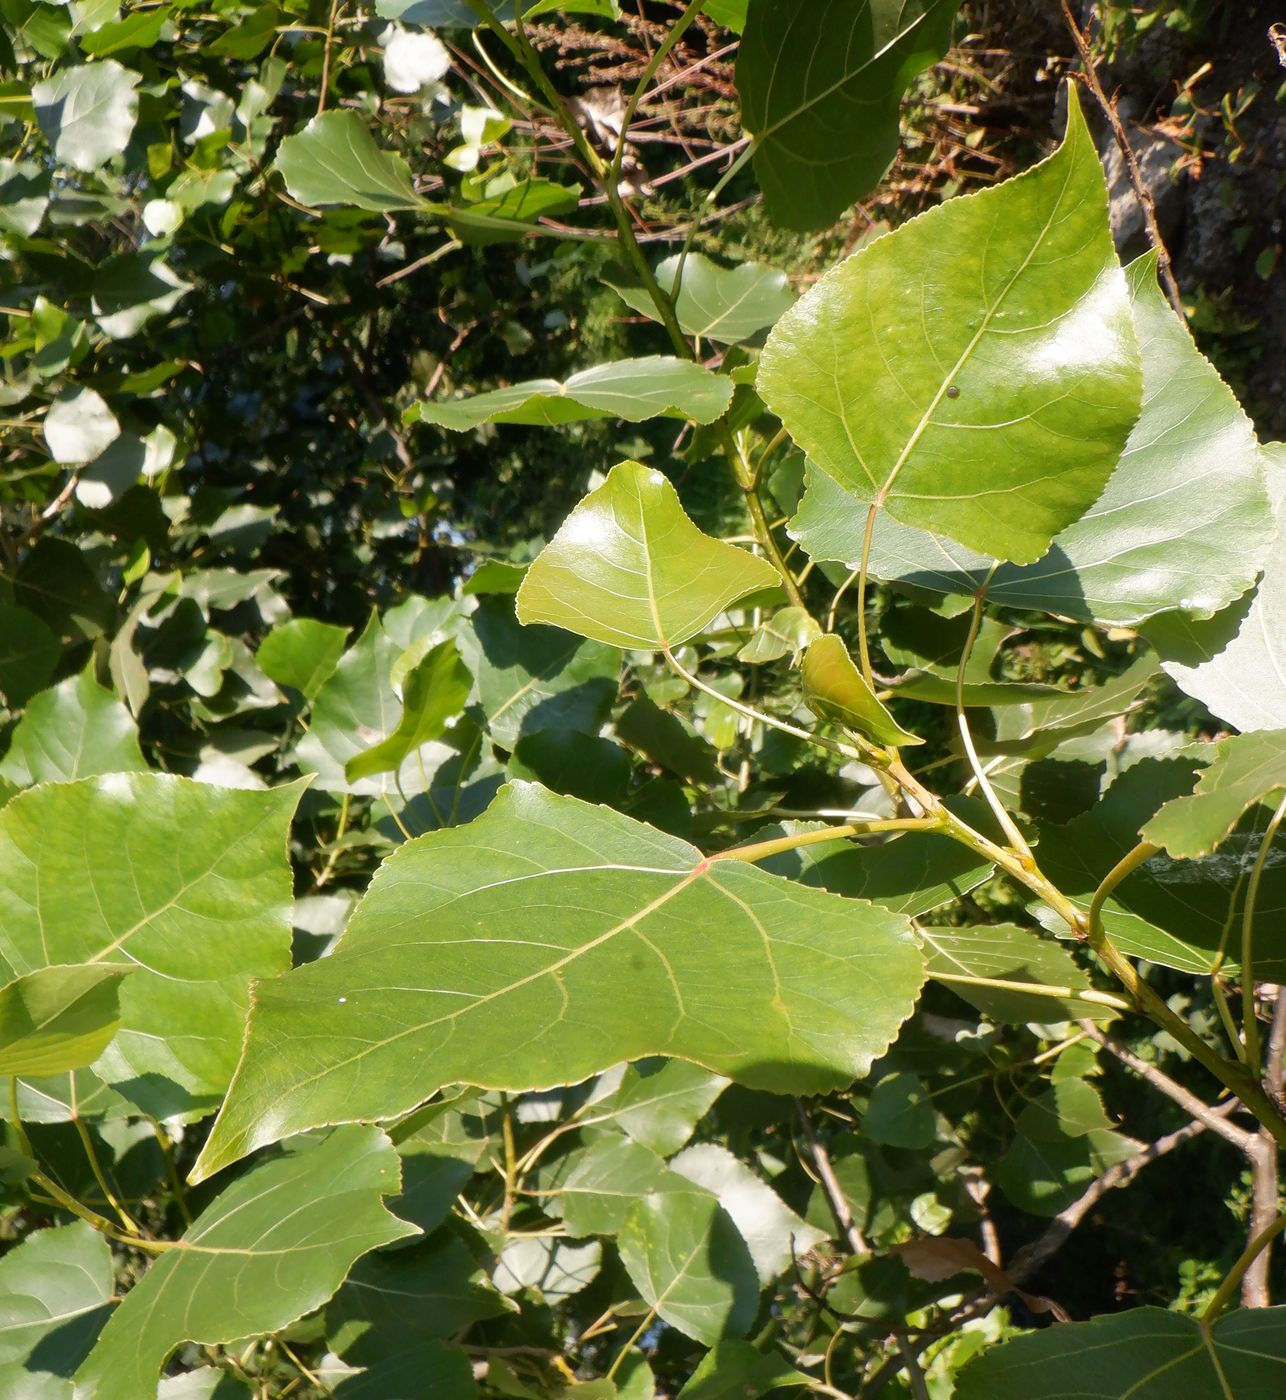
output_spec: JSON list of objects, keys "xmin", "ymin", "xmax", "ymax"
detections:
[
  {"xmin": 737, "ymin": 607, "xmax": 821, "ymax": 663},
  {"xmin": 955, "ymin": 1305, "xmax": 1286, "ymax": 1399},
  {"xmin": 411, "ymin": 358, "xmax": 733, "ymax": 429},
  {"xmin": 603, "ymin": 253, "xmax": 794, "ymax": 344},
  {"xmin": 676, "ymin": 1342, "xmax": 810, "ymax": 1399},
  {"xmin": 0, "ymin": 667, "xmax": 146, "ymax": 785},
  {"xmin": 801, "ymin": 635, "xmax": 922, "ymax": 746},
  {"xmin": 33, "ymin": 60, "xmax": 139, "ymax": 171},
  {"xmin": 0, "ymin": 1223, "xmax": 114, "ymax": 1394},
  {"xmin": 798, "ymin": 262, "xmax": 1272, "ymax": 628},
  {"xmin": 192, "ymin": 782, "xmax": 922, "ymax": 1180},
  {"xmin": 73, "ymin": 1127, "xmax": 417, "ymax": 1400},
  {"xmin": 0, "ymin": 604, "xmax": 60, "ymax": 708},
  {"xmin": 0, "ymin": 774, "xmax": 300, "ymax": 1116},
  {"xmin": 275, "ymin": 110, "xmax": 426, "ymax": 211},
  {"xmin": 670, "ymin": 1142, "xmax": 826, "ymax": 1281},
  {"xmin": 1143, "ymin": 732, "xmax": 1286, "ymax": 859},
  {"xmin": 738, "ymin": 0, "xmax": 959, "ymax": 230},
  {"xmin": 0, "ymin": 964, "xmax": 132, "ymax": 1077},
  {"xmin": 346, "ymin": 638, "xmax": 472, "ymax": 782},
  {"xmin": 919, "ymin": 924, "xmax": 1112, "ymax": 1024},
  {"xmin": 515, "ymin": 462, "xmax": 781, "ymax": 649},
  {"xmin": 465, "ymin": 596, "xmax": 620, "ymax": 751},
  {"xmin": 256, "ymin": 617, "xmax": 350, "ymax": 700},
  {"xmin": 618, "ymin": 1190, "xmax": 759, "ymax": 1345},
  {"xmin": 760, "ymin": 88, "xmax": 1141, "ymax": 564},
  {"xmin": 1153, "ymin": 443, "xmax": 1286, "ymax": 730}
]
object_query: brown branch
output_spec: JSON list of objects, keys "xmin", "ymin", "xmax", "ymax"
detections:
[
  {"xmin": 796, "ymin": 1099, "xmax": 867, "ymax": 1256},
  {"xmin": 1059, "ymin": 0, "xmax": 1184, "ymax": 317},
  {"xmin": 1245, "ymin": 988, "xmax": 1286, "ymax": 1306},
  {"xmin": 1081, "ymin": 1021, "xmax": 1257, "ymax": 1152}
]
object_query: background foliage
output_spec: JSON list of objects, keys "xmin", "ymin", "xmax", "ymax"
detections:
[{"xmin": 2, "ymin": 1, "xmax": 1286, "ymax": 1397}]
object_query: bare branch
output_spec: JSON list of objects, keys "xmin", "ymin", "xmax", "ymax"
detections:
[{"xmin": 795, "ymin": 1099, "xmax": 867, "ymax": 1256}]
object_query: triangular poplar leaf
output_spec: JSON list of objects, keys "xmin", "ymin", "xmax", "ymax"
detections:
[
  {"xmin": 0, "ymin": 667, "xmax": 146, "ymax": 785},
  {"xmin": 256, "ymin": 617, "xmax": 350, "ymax": 700},
  {"xmin": 618, "ymin": 1190, "xmax": 759, "ymax": 1345},
  {"xmin": 275, "ymin": 110, "xmax": 428, "ymax": 211},
  {"xmin": 410, "ymin": 358, "xmax": 733, "ymax": 429},
  {"xmin": 801, "ymin": 635, "xmax": 922, "ymax": 746},
  {"xmin": 464, "ymin": 597, "xmax": 620, "ymax": 751},
  {"xmin": 73, "ymin": 1127, "xmax": 417, "ymax": 1400},
  {"xmin": 796, "ymin": 261, "xmax": 1272, "ymax": 627},
  {"xmin": 493, "ymin": 1236, "xmax": 602, "ymax": 1302},
  {"xmin": 323, "ymin": 1340, "xmax": 477, "ymax": 1400},
  {"xmin": 1153, "ymin": 443, "xmax": 1286, "ymax": 730},
  {"xmin": 863, "ymin": 1071, "xmax": 935, "ymax": 1148},
  {"xmin": 737, "ymin": 606, "xmax": 822, "ymax": 663},
  {"xmin": 669, "ymin": 1142, "xmax": 827, "ymax": 1282},
  {"xmin": 346, "ymin": 638, "xmax": 471, "ymax": 782},
  {"xmin": 190, "ymin": 782, "xmax": 922, "ymax": 1181},
  {"xmin": 1142, "ymin": 731, "xmax": 1286, "ymax": 859},
  {"xmin": 1038, "ymin": 757, "xmax": 1286, "ymax": 977},
  {"xmin": 602, "ymin": 254, "xmax": 794, "ymax": 344},
  {"xmin": 33, "ymin": 60, "xmax": 140, "ymax": 172},
  {"xmin": 0, "ymin": 775, "xmax": 301, "ymax": 1115},
  {"xmin": 515, "ymin": 462, "xmax": 781, "ymax": 649},
  {"xmin": 737, "ymin": 0, "xmax": 959, "ymax": 230},
  {"xmin": 0, "ymin": 964, "xmax": 133, "ymax": 1077},
  {"xmin": 550, "ymin": 1136, "xmax": 689, "ymax": 1236},
  {"xmin": 0, "ymin": 1223, "xmax": 114, "ymax": 1392},
  {"xmin": 760, "ymin": 87, "xmax": 1141, "ymax": 564},
  {"xmin": 918, "ymin": 924, "xmax": 1114, "ymax": 1024},
  {"xmin": 599, "ymin": 1059, "xmax": 729, "ymax": 1155},
  {"xmin": 955, "ymin": 1305, "xmax": 1286, "ymax": 1399}
]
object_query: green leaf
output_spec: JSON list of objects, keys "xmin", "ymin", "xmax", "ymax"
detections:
[
  {"xmin": 255, "ymin": 617, "xmax": 350, "ymax": 700},
  {"xmin": 738, "ymin": 0, "xmax": 959, "ymax": 230},
  {"xmin": 509, "ymin": 731, "xmax": 631, "ymax": 806},
  {"xmin": 44, "ymin": 388, "xmax": 119, "ymax": 464},
  {"xmin": 0, "ymin": 603, "xmax": 60, "ymax": 708},
  {"xmin": 552, "ymin": 1136, "xmax": 685, "ymax": 1236},
  {"xmin": 493, "ymin": 1236, "xmax": 602, "ymax": 1303},
  {"xmin": 955, "ymin": 1305, "xmax": 1286, "ymax": 1399},
  {"xmin": 996, "ymin": 1082, "xmax": 1140, "ymax": 1216},
  {"xmin": 191, "ymin": 782, "xmax": 922, "ymax": 1181},
  {"xmin": 676, "ymin": 1342, "xmax": 810, "ymax": 1399},
  {"xmin": 759, "ymin": 88, "xmax": 1141, "ymax": 565},
  {"xmin": 793, "ymin": 262, "xmax": 1273, "ymax": 627},
  {"xmin": 737, "ymin": 606, "xmax": 822, "ymax": 663},
  {"xmin": 326, "ymin": 1341, "xmax": 477, "ymax": 1400},
  {"xmin": 1040, "ymin": 756, "xmax": 1286, "ymax": 977},
  {"xmin": 73, "ymin": 1127, "xmax": 417, "ymax": 1400},
  {"xmin": 411, "ymin": 358, "xmax": 733, "ymax": 429},
  {"xmin": 297, "ymin": 613, "xmax": 452, "ymax": 797},
  {"xmin": 919, "ymin": 924, "xmax": 1113, "ymax": 1024},
  {"xmin": 615, "ymin": 696, "xmax": 720, "ymax": 785},
  {"xmin": 0, "ymin": 775, "xmax": 300, "ymax": 1116},
  {"xmin": 466, "ymin": 595, "xmax": 620, "ymax": 751},
  {"xmin": 863, "ymin": 1071, "xmax": 935, "ymax": 1148},
  {"xmin": 618, "ymin": 1190, "xmax": 759, "ymax": 1345},
  {"xmin": 0, "ymin": 1223, "xmax": 114, "ymax": 1393},
  {"xmin": 14, "ymin": 538, "xmax": 114, "ymax": 640},
  {"xmin": 0, "ymin": 964, "xmax": 132, "ymax": 1077},
  {"xmin": 801, "ymin": 635, "xmax": 922, "ymax": 746},
  {"xmin": 1142, "ymin": 731, "xmax": 1286, "ymax": 859},
  {"xmin": 79, "ymin": 6, "xmax": 169, "ymax": 56},
  {"xmin": 33, "ymin": 60, "xmax": 140, "ymax": 172},
  {"xmin": 603, "ymin": 254, "xmax": 794, "ymax": 344},
  {"xmin": 0, "ymin": 667, "xmax": 146, "ymax": 785},
  {"xmin": 600, "ymin": 1059, "xmax": 729, "ymax": 1155},
  {"xmin": 515, "ymin": 462, "xmax": 781, "ymax": 649},
  {"xmin": 668, "ymin": 1143, "xmax": 826, "ymax": 1281},
  {"xmin": 346, "ymin": 638, "xmax": 472, "ymax": 782},
  {"xmin": 275, "ymin": 110, "xmax": 426, "ymax": 211},
  {"xmin": 1153, "ymin": 442, "xmax": 1286, "ymax": 731}
]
